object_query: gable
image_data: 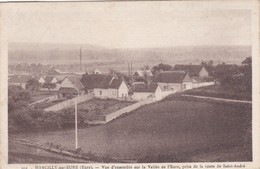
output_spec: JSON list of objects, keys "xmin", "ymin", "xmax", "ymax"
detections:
[
  {"xmin": 198, "ymin": 67, "xmax": 209, "ymax": 77},
  {"xmin": 182, "ymin": 73, "xmax": 192, "ymax": 83},
  {"xmin": 51, "ymin": 77, "xmax": 58, "ymax": 83}
]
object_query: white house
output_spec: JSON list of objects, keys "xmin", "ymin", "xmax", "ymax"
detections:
[
  {"xmin": 132, "ymin": 83, "xmax": 173, "ymax": 101},
  {"xmin": 133, "ymin": 70, "xmax": 153, "ymax": 77},
  {"xmin": 173, "ymin": 64, "xmax": 215, "ymax": 88},
  {"xmin": 58, "ymin": 75, "xmax": 85, "ymax": 98},
  {"xmin": 81, "ymin": 74, "xmax": 129, "ymax": 99},
  {"xmin": 173, "ymin": 64, "xmax": 209, "ymax": 77},
  {"xmin": 152, "ymin": 71, "xmax": 193, "ymax": 92}
]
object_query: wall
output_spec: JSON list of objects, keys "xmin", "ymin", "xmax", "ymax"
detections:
[
  {"xmin": 118, "ymin": 81, "xmax": 129, "ymax": 98},
  {"xmin": 132, "ymin": 92, "xmax": 153, "ymax": 101},
  {"xmin": 155, "ymin": 88, "xmax": 174, "ymax": 101},
  {"xmin": 105, "ymin": 98, "xmax": 156, "ymax": 123},
  {"xmin": 158, "ymin": 82, "xmax": 182, "ymax": 92},
  {"xmin": 44, "ymin": 94, "xmax": 94, "ymax": 112},
  {"xmin": 199, "ymin": 67, "xmax": 209, "ymax": 77},
  {"xmin": 192, "ymin": 81, "xmax": 215, "ymax": 88}
]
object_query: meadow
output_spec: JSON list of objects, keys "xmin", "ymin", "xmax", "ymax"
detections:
[{"xmin": 11, "ymin": 98, "xmax": 252, "ymax": 162}]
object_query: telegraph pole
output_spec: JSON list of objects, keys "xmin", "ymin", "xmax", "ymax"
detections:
[
  {"xmin": 80, "ymin": 47, "xmax": 82, "ymax": 71},
  {"xmin": 75, "ymin": 96, "xmax": 78, "ymax": 149}
]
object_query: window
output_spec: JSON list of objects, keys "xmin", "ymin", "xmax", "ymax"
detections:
[
  {"xmin": 100, "ymin": 91, "xmax": 102, "ymax": 95},
  {"xmin": 183, "ymin": 84, "xmax": 187, "ymax": 90}
]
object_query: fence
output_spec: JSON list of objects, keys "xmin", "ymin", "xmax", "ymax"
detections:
[
  {"xmin": 44, "ymin": 94, "xmax": 94, "ymax": 112},
  {"xmin": 87, "ymin": 98, "xmax": 156, "ymax": 125}
]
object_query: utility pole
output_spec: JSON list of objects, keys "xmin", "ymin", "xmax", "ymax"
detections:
[
  {"xmin": 80, "ymin": 47, "xmax": 82, "ymax": 71},
  {"xmin": 75, "ymin": 96, "xmax": 78, "ymax": 150}
]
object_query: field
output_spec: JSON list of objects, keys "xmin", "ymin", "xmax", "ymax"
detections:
[
  {"xmin": 183, "ymin": 85, "xmax": 252, "ymax": 101},
  {"xmin": 30, "ymin": 91, "xmax": 57, "ymax": 103},
  {"xmin": 11, "ymin": 97, "xmax": 252, "ymax": 163}
]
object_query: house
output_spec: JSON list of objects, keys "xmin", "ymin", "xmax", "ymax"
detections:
[
  {"xmin": 32, "ymin": 75, "xmax": 45, "ymax": 84},
  {"xmin": 242, "ymin": 57, "xmax": 251, "ymax": 66},
  {"xmin": 133, "ymin": 70, "xmax": 154, "ymax": 83},
  {"xmin": 133, "ymin": 70, "xmax": 153, "ymax": 77},
  {"xmin": 8, "ymin": 75, "xmax": 32, "ymax": 89},
  {"xmin": 173, "ymin": 64, "xmax": 209, "ymax": 77},
  {"xmin": 44, "ymin": 76, "xmax": 58, "ymax": 84},
  {"xmin": 93, "ymin": 69, "xmax": 102, "ymax": 75},
  {"xmin": 58, "ymin": 75, "xmax": 85, "ymax": 98},
  {"xmin": 81, "ymin": 74, "xmax": 129, "ymax": 99},
  {"xmin": 152, "ymin": 71, "xmax": 193, "ymax": 92},
  {"xmin": 132, "ymin": 83, "xmax": 173, "ymax": 101}
]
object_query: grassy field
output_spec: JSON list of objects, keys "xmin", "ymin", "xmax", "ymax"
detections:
[
  {"xmin": 30, "ymin": 91, "xmax": 57, "ymax": 103},
  {"xmin": 10, "ymin": 98, "xmax": 252, "ymax": 162},
  {"xmin": 183, "ymin": 85, "xmax": 252, "ymax": 101},
  {"xmin": 78, "ymin": 98, "xmax": 134, "ymax": 116}
]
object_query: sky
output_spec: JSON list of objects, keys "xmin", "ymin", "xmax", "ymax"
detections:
[{"xmin": 4, "ymin": 1, "xmax": 252, "ymax": 49}]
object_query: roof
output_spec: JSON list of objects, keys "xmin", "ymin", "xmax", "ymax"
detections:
[
  {"xmin": 133, "ymin": 83, "xmax": 159, "ymax": 93},
  {"xmin": 32, "ymin": 75, "xmax": 44, "ymax": 81},
  {"xmin": 81, "ymin": 74, "xmax": 114, "ymax": 89},
  {"xmin": 133, "ymin": 70, "xmax": 153, "ymax": 77},
  {"xmin": 58, "ymin": 87, "xmax": 78, "ymax": 95},
  {"xmin": 152, "ymin": 71, "xmax": 189, "ymax": 83},
  {"xmin": 109, "ymin": 79, "xmax": 123, "ymax": 89},
  {"xmin": 173, "ymin": 65, "xmax": 203, "ymax": 77},
  {"xmin": 8, "ymin": 75, "xmax": 33, "ymax": 84},
  {"xmin": 64, "ymin": 75, "xmax": 85, "ymax": 91},
  {"xmin": 242, "ymin": 57, "xmax": 251, "ymax": 64},
  {"xmin": 44, "ymin": 76, "xmax": 55, "ymax": 83}
]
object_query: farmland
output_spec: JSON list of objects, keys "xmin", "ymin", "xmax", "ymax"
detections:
[{"xmin": 11, "ymin": 97, "xmax": 252, "ymax": 162}]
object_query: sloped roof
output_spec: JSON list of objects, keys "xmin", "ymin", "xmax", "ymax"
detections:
[
  {"xmin": 109, "ymin": 79, "xmax": 123, "ymax": 89},
  {"xmin": 32, "ymin": 75, "xmax": 44, "ymax": 81},
  {"xmin": 152, "ymin": 71, "xmax": 188, "ymax": 83},
  {"xmin": 55, "ymin": 75, "xmax": 67, "ymax": 83},
  {"xmin": 81, "ymin": 74, "xmax": 114, "ymax": 89},
  {"xmin": 242, "ymin": 57, "xmax": 251, "ymax": 64},
  {"xmin": 133, "ymin": 83, "xmax": 159, "ymax": 93},
  {"xmin": 44, "ymin": 76, "xmax": 55, "ymax": 83},
  {"xmin": 9, "ymin": 75, "xmax": 32, "ymax": 84},
  {"xmin": 173, "ymin": 65, "xmax": 203, "ymax": 77},
  {"xmin": 133, "ymin": 70, "xmax": 153, "ymax": 76},
  {"xmin": 65, "ymin": 75, "xmax": 85, "ymax": 91},
  {"xmin": 58, "ymin": 87, "xmax": 78, "ymax": 95}
]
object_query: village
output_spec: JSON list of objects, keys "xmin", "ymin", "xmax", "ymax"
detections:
[{"xmin": 8, "ymin": 56, "xmax": 251, "ymax": 126}]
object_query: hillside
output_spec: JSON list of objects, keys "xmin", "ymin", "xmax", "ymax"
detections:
[{"xmin": 8, "ymin": 43, "xmax": 251, "ymax": 66}]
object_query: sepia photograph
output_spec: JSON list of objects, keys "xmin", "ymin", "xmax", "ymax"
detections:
[{"xmin": 0, "ymin": 0, "xmax": 259, "ymax": 167}]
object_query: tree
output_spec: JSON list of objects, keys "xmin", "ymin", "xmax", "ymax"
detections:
[
  {"xmin": 42, "ymin": 83, "xmax": 57, "ymax": 93},
  {"xmin": 26, "ymin": 79, "xmax": 41, "ymax": 93},
  {"xmin": 152, "ymin": 63, "xmax": 172, "ymax": 74}
]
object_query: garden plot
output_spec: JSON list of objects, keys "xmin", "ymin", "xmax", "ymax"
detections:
[{"xmin": 77, "ymin": 98, "xmax": 135, "ymax": 116}]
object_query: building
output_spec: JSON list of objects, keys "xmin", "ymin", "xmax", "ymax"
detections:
[
  {"xmin": 132, "ymin": 83, "xmax": 173, "ymax": 101},
  {"xmin": 173, "ymin": 64, "xmax": 209, "ymax": 77},
  {"xmin": 152, "ymin": 71, "xmax": 193, "ymax": 92},
  {"xmin": 133, "ymin": 70, "xmax": 153, "ymax": 77},
  {"xmin": 58, "ymin": 75, "xmax": 85, "ymax": 98},
  {"xmin": 32, "ymin": 75, "xmax": 45, "ymax": 84},
  {"xmin": 242, "ymin": 57, "xmax": 252, "ymax": 66},
  {"xmin": 8, "ymin": 75, "xmax": 32, "ymax": 89},
  {"xmin": 81, "ymin": 74, "xmax": 129, "ymax": 99}
]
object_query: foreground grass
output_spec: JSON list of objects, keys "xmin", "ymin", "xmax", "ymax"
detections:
[
  {"xmin": 183, "ymin": 85, "xmax": 251, "ymax": 101},
  {"xmin": 11, "ymin": 98, "xmax": 252, "ymax": 162}
]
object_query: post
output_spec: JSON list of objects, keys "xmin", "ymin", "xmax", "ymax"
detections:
[{"xmin": 75, "ymin": 96, "xmax": 78, "ymax": 149}]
